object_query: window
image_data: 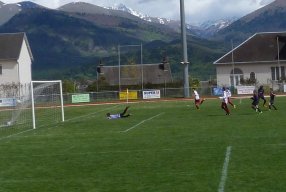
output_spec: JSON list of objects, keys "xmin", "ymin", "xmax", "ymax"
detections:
[
  {"xmin": 250, "ymin": 72, "xmax": 256, "ymax": 81},
  {"xmin": 282, "ymin": 66, "xmax": 285, "ymax": 80},
  {"xmin": 271, "ymin": 66, "xmax": 285, "ymax": 80},
  {"xmin": 230, "ymin": 68, "xmax": 244, "ymax": 86}
]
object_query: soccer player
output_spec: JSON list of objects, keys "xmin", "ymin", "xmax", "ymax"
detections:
[
  {"xmin": 268, "ymin": 88, "xmax": 277, "ymax": 110},
  {"xmin": 226, "ymin": 87, "xmax": 236, "ymax": 108},
  {"xmin": 251, "ymin": 90, "xmax": 262, "ymax": 113},
  {"xmin": 192, "ymin": 88, "xmax": 205, "ymax": 109},
  {"xmin": 258, "ymin": 85, "xmax": 267, "ymax": 107},
  {"xmin": 106, "ymin": 106, "xmax": 131, "ymax": 119},
  {"xmin": 219, "ymin": 87, "xmax": 230, "ymax": 115}
]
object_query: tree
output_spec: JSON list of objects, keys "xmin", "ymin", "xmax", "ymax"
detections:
[{"xmin": 62, "ymin": 80, "xmax": 75, "ymax": 93}]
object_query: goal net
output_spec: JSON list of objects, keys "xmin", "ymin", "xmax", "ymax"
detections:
[
  {"xmin": 31, "ymin": 80, "xmax": 64, "ymax": 129},
  {"xmin": 0, "ymin": 81, "xmax": 64, "ymax": 138}
]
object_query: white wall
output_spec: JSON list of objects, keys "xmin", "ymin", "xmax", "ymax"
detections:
[
  {"xmin": 216, "ymin": 62, "xmax": 286, "ymax": 86},
  {"xmin": 0, "ymin": 61, "xmax": 18, "ymax": 83},
  {"xmin": 18, "ymin": 39, "xmax": 32, "ymax": 85}
]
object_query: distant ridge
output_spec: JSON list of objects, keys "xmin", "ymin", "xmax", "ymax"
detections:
[
  {"xmin": 58, "ymin": 2, "xmax": 140, "ymax": 21},
  {"xmin": 216, "ymin": 0, "xmax": 286, "ymax": 42}
]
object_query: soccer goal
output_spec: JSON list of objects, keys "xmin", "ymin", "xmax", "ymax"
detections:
[
  {"xmin": 31, "ymin": 80, "xmax": 64, "ymax": 129},
  {"xmin": 0, "ymin": 80, "xmax": 64, "ymax": 138}
]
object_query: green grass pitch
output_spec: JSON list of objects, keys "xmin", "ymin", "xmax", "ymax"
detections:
[{"xmin": 1, "ymin": 97, "xmax": 286, "ymax": 192}]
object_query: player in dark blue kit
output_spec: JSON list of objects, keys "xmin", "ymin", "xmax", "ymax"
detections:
[
  {"xmin": 268, "ymin": 88, "xmax": 277, "ymax": 110},
  {"xmin": 258, "ymin": 85, "xmax": 267, "ymax": 107},
  {"xmin": 251, "ymin": 90, "xmax": 262, "ymax": 113}
]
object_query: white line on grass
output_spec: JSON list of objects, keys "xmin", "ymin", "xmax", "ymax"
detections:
[
  {"xmin": 0, "ymin": 128, "xmax": 34, "ymax": 142},
  {"xmin": 122, "ymin": 112, "xmax": 165, "ymax": 133},
  {"xmin": 65, "ymin": 104, "xmax": 120, "ymax": 122},
  {"xmin": 218, "ymin": 146, "xmax": 232, "ymax": 192}
]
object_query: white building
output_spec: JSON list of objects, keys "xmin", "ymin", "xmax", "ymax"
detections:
[
  {"xmin": 0, "ymin": 32, "xmax": 33, "ymax": 85},
  {"xmin": 214, "ymin": 32, "xmax": 286, "ymax": 88}
]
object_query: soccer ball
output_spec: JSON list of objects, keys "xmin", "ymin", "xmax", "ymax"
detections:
[{"xmin": 6, "ymin": 121, "xmax": 12, "ymax": 126}]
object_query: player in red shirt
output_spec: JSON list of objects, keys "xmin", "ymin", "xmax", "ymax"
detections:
[
  {"xmin": 192, "ymin": 88, "xmax": 205, "ymax": 109},
  {"xmin": 219, "ymin": 87, "xmax": 230, "ymax": 115}
]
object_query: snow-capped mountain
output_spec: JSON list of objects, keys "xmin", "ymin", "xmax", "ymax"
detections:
[
  {"xmin": 200, "ymin": 17, "xmax": 238, "ymax": 30},
  {"xmin": 108, "ymin": 3, "xmax": 237, "ymax": 37},
  {"xmin": 197, "ymin": 17, "xmax": 238, "ymax": 37},
  {"xmin": 0, "ymin": 1, "xmax": 46, "ymax": 25},
  {"xmin": 108, "ymin": 3, "xmax": 173, "ymax": 25}
]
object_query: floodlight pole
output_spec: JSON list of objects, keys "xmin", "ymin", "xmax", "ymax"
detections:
[
  {"xmin": 141, "ymin": 43, "xmax": 143, "ymax": 91},
  {"xmin": 180, "ymin": 0, "xmax": 190, "ymax": 98},
  {"xmin": 118, "ymin": 45, "xmax": 121, "ymax": 91},
  {"xmin": 231, "ymin": 40, "xmax": 235, "ymax": 86}
]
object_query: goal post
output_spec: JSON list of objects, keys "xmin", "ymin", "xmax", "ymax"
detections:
[{"xmin": 31, "ymin": 80, "xmax": 65, "ymax": 129}]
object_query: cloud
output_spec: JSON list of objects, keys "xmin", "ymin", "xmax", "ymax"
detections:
[
  {"xmin": 138, "ymin": 0, "xmax": 156, "ymax": 3},
  {"xmin": 260, "ymin": 0, "xmax": 274, "ymax": 6},
  {"xmin": 2, "ymin": 0, "xmax": 275, "ymax": 24}
]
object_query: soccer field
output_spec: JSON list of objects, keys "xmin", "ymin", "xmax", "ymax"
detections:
[{"xmin": 0, "ymin": 97, "xmax": 286, "ymax": 192}]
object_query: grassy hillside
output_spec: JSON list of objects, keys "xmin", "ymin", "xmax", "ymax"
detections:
[{"xmin": 0, "ymin": 8, "xmax": 226, "ymax": 81}]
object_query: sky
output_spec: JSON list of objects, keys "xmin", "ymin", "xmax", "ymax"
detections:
[{"xmin": 2, "ymin": 0, "xmax": 275, "ymax": 25}]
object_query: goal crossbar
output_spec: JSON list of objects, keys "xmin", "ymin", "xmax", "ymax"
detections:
[{"xmin": 31, "ymin": 80, "xmax": 65, "ymax": 129}]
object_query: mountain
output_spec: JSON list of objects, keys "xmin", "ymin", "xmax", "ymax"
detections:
[
  {"xmin": 216, "ymin": 0, "xmax": 286, "ymax": 43},
  {"xmin": 0, "ymin": 2, "xmax": 22, "ymax": 25},
  {"xmin": 108, "ymin": 3, "xmax": 173, "ymax": 25},
  {"xmin": 198, "ymin": 17, "xmax": 238, "ymax": 37},
  {"xmin": 57, "ymin": 2, "xmax": 177, "ymax": 41},
  {"xmin": 58, "ymin": 2, "xmax": 140, "ymax": 22},
  {"xmin": 0, "ymin": 1, "xmax": 45, "ymax": 25},
  {"xmin": 0, "ymin": 1, "xmax": 225, "ymax": 80},
  {"xmin": 108, "ymin": 3, "xmax": 199, "ymax": 34}
]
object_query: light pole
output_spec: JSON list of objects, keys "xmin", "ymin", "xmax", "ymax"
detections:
[
  {"xmin": 180, "ymin": 0, "xmax": 190, "ymax": 98},
  {"xmin": 96, "ymin": 60, "xmax": 104, "ymax": 92},
  {"xmin": 118, "ymin": 44, "xmax": 143, "ymax": 91},
  {"xmin": 231, "ymin": 40, "xmax": 235, "ymax": 86}
]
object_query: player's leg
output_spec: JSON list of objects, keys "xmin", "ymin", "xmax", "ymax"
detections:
[
  {"xmin": 256, "ymin": 105, "xmax": 262, "ymax": 113},
  {"xmin": 262, "ymin": 96, "xmax": 267, "ymax": 106},
  {"xmin": 222, "ymin": 102, "xmax": 230, "ymax": 115},
  {"xmin": 195, "ymin": 100, "xmax": 200, "ymax": 109},
  {"xmin": 121, "ymin": 114, "xmax": 130, "ymax": 118},
  {"xmin": 120, "ymin": 106, "xmax": 130, "ymax": 116},
  {"xmin": 272, "ymin": 105, "xmax": 277, "ymax": 110},
  {"xmin": 251, "ymin": 105, "xmax": 256, "ymax": 111},
  {"xmin": 228, "ymin": 98, "xmax": 236, "ymax": 108}
]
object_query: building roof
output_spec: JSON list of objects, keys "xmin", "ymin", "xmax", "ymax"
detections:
[
  {"xmin": 214, "ymin": 32, "xmax": 286, "ymax": 65},
  {"xmin": 0, "ymin": 32, "xmax": 34, "ymax": 61},
  {"xmin": 100, "ymin": 63, "xmax": 173, "ymax": 86}
]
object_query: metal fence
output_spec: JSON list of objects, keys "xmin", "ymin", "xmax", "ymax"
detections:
[{"xmin": 63, "ymin": 87, "xmax": 215, "ymax": 105}]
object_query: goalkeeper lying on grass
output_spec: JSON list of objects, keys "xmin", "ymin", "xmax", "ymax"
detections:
[{"xmin": 106, "ymin": 106, "xmax": 131, "ymax": 119}]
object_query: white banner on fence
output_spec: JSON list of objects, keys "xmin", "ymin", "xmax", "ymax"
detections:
[
  {"xmin": 236, "ymin": 86, "xmax": 255, "ymax": 95},
  {"xmin": 284, "ymin": 85, "xmax": 286, "ymax": 93},
  {"xmin": 143, "ymin": 90, "xmax": 161, "ymax": 99},
  {"xmin": 0, "ymin": 98, "xmax": 16, "ymax": 107}
]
